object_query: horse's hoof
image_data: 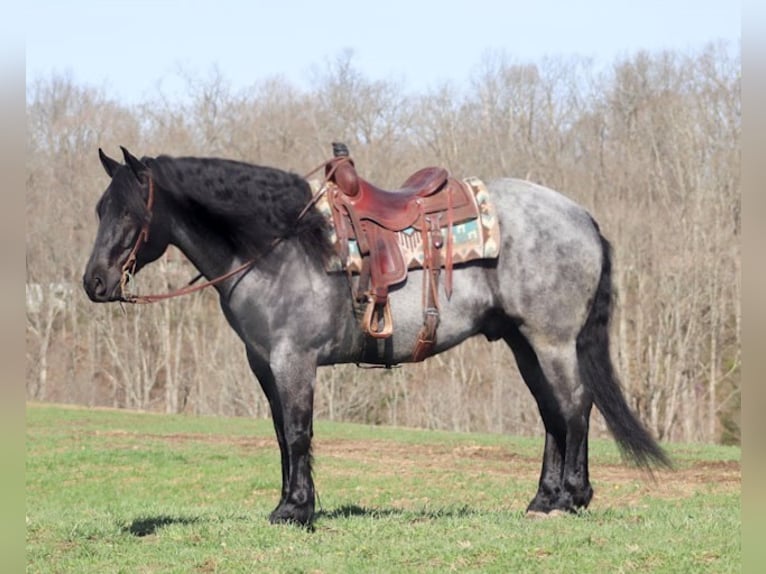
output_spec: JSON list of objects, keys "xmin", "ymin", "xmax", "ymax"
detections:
[{"xmin": 269, "ymin": 504, "xmax": 314, "ymax": 528}]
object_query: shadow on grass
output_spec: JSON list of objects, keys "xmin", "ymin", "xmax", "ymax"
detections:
[
  {"xmin": 124, "ymin": 515, "xmax": 202, "ymax": 537},
  {"xmin": 122, "ymin": 506, "xmax": 510, "ymax": 535},
  {"xmin": 317, "ymin": 504, "xmax": 489, "ymax": 522}
]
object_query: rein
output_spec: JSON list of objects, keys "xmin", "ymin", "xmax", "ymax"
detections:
[{"xmin": 119, "ymin": 158, "xmax": 346, "ymax": 304}]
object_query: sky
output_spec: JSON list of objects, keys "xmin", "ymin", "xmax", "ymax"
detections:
[{"xmin": 25, "ymin": 0, "xmax": 740, "ymax": 105}]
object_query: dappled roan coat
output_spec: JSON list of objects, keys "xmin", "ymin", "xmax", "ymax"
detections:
[{"xmin": 83, "ymin": 147, "xmax": 669, "ymax": 526}]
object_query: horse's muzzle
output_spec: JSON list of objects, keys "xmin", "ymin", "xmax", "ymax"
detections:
[{"xmin": 82, "ymin": 269, "xmax": 121, "ymax": 302}]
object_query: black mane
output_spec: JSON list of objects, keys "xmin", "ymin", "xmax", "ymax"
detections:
[{"xmin": 145, "ymin": 155, "xmax": 332, "ymax": 261}]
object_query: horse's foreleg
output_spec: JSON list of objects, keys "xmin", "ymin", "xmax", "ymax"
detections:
[
  {"xmin": 265, "ymin": 388, "xmax": 291, "ymax": 509},
  {"xmin": 265, "ymin": 351, "xmax": 317, "ymax": 527},
  {"xmin": 248, "ymin": 352, "xmax": 313, "ymax": 524}
]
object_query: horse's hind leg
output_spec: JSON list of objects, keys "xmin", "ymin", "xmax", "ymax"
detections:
[{"xmin": 504, "ymin": 326, "xmax": 593, "ymax": 514}]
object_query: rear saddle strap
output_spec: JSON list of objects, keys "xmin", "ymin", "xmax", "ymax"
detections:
[{"xmin": 325, "ymin": 148, "xmax": 475, "ymax": 360}]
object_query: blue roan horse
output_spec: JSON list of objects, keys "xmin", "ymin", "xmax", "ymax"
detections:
[{"xmin": 83, "ymin": 146, "xmax": 670, "ymax": 526}]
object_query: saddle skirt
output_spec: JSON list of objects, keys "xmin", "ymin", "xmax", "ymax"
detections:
[{"xmin": 312, "ymin": 176, "xmax": 500, "ymax": 276}]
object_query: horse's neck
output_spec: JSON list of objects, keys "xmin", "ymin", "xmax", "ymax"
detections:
[
  {"xmin": 164, "ymin": 201, "xmax": 315, "ymax": 305},
  {"xmin": 165, "ymin": 205, "xmax": 241, "ymax": 284}
]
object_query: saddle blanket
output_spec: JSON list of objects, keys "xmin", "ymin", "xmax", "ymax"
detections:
[{"xmin": 311, "ymin": 176, "xmax": 501, "ymax": 273}]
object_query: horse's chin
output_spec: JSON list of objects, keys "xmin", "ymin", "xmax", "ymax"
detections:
[{"xmin": 108, "ymin": 283, "xmax": 126, "ymax": 302}]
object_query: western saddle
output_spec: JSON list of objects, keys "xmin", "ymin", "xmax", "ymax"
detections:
[{"xmin": 324, "ymin": 143, "xmax": 482, "ymax": 361}]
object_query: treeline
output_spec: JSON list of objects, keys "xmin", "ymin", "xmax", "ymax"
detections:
[{"xmin": 26, "ymin": 43, "xmax": 740, "ymax": 444}]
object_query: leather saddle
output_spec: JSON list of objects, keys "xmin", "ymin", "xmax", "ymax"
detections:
[{"xmin": 323, "ymin": 144, "xmax": 482, "ymax": 361}]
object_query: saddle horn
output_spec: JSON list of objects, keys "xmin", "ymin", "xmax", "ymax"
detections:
[{"xmin": 332, "ymin": 142, "xmax": 350, "ymax": 157}]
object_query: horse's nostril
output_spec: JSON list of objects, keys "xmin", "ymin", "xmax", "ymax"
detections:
[{"xmin": 83, "ymin": 272, "xmax": 107, "ymax": 300}]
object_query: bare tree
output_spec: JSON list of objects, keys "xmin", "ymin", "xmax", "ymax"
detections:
[{"xmin": 25, "ymin": 44, "xmax": 740, "ymax": 443}]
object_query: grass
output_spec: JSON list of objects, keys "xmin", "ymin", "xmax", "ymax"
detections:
[{"xmin": 26, "ymin": 403, "xmax": 740, "ymax": 573}]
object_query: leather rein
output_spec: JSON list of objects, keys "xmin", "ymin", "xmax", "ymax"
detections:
[{"xmin": 118, "ymin": 158, "xmax": 347, "ymax": 304}]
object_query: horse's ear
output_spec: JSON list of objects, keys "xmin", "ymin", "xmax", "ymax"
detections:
[
  {"xmin": 98, "ymin": 148, "xmax": 121, "ymax": 178},
  {"xmin": 120, "ymin": 146, "xmax": 148, "ymax": 181}
]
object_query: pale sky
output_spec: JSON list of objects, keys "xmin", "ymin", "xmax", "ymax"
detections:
[{"xmin": 25, "ymin": 0, "xmax": 740, "ymax": 105}]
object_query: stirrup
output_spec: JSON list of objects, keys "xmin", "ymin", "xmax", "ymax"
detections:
[{"xmin": 362, "ymin": 297, "xmax": 394, "ymax": 339}]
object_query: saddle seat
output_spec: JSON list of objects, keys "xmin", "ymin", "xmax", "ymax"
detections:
[
  {"xmin": 331, "ymin": 159, "xmax": 448, "ymax": 230},
  {"xmin": 329, "ymin": 158, "xmax": 475, "ymax": 231}
]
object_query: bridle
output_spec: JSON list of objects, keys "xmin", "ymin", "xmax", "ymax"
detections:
[
  {"xmin": 119, "ymin": 176, "xmax": 156, "ymax": 302},
  {"xmin": 118, "ymin": 158, "xmax": 349, "ymax": 304}
]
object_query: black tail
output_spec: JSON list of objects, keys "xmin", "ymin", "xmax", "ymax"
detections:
[{"xmin": 577, "ymin": 231, "xmax": 672, "ymax": 469}]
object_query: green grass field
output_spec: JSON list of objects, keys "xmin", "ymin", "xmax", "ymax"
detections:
[{"xmin": 26, "ymin": 403, "xmax": 740, "ymax": 573}]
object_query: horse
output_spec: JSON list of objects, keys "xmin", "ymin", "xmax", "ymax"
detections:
[{"xmin": 82, "ymin": 146, "xmax": 670, "ymax": 526}]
